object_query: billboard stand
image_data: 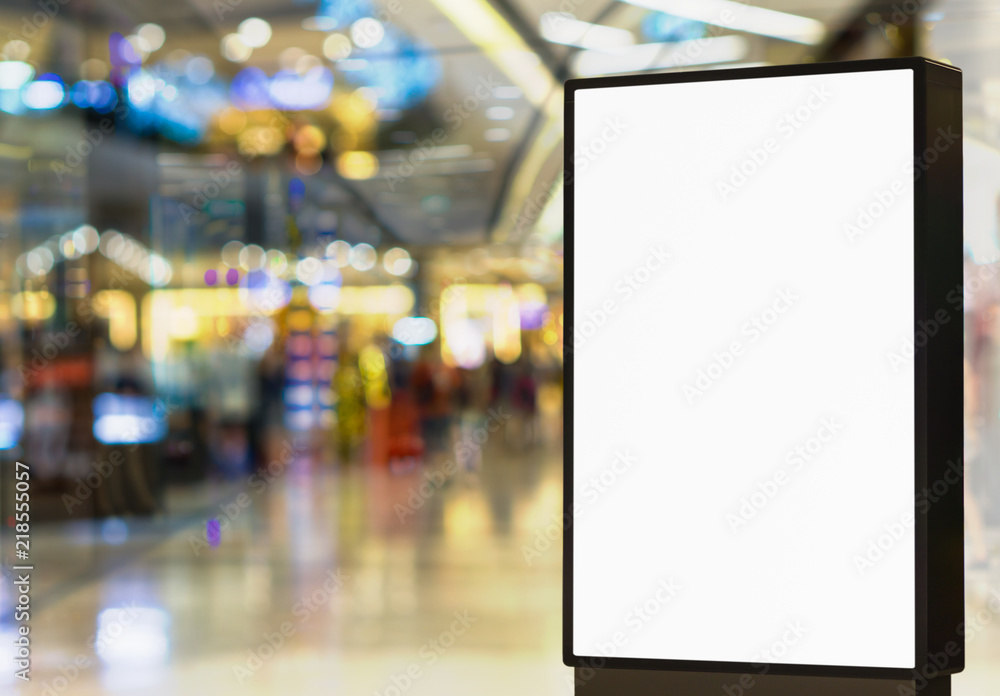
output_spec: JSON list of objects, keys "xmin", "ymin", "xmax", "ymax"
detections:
[{"xmin": 574, "ymin": 667, "xmax": 950, "ymax": 695}]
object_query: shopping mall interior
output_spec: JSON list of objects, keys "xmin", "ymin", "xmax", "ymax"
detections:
[{"xmin": 0, "ymin": 0, "xmax": 997, "ymax": 694}]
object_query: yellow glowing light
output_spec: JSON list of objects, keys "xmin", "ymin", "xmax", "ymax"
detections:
[
  {"xmin": 336, "ymin": 151, "xmax": 378, "ymax": 180},
  {"xmin": 516, "ymin": 282, "xmax": 547, "ymax": 304},
  {"xmin": 139, "ymin": 287, "xmax": 414, "ymax": 358},
  {"xmin": 493, "ymin": 284, "xmax": 521, "ymax": 364},
  {"xmin": 144, "ymin": 289, "xmax": 249, "ymax": 359},
  {"xmin": 238, "ymin": 124, "xmax": 285, "ymax": 156},
  {"xmin": 169, "ymin": 306, "xmax": 199, "ymax": 340},
  {"xmin": 217, "ymin": 317, "xmax": 230, "ymax": 336},
  {"xmin": 11, "ymin": 291, "xmax": 55, "ymax": 321},
  {"xmin": 288, "ymin": 310, "xmax": 313, "ymax": 332},
  {"xmin": 330, "ymin": 95, "xmax": 377, "ymax": 134},
  {"xmin": 359, "ymin": 344, "xmax": 390, "ymax": 409},
  {"xmin": 438, "ymin": 283, "xmax": 545, "ymax": 313},
  {"xmin": 543, "ymin": 330, "xmax": 557, "ymax": 345},
  {"xmin": 349, "ymin": 87, "xmax": 378, "ymax": 114},
  {"xmin": 323, "ymin": 33, "xmax": 352, "ymax": 61},
  {"xmin": 293, "ymin": 124, "xmax": 327, "ymax": 154},
  {"xmin": 60, "ymin": 237, "xmax": 78, "ymax": 258},
  {"xmin": 314, "ymin": 286, "xmax": 414, "ymax": 316},
  {"xmin": 218, "ymin": 107, "xmax": 248, "ymax": 135},
  {"xmin": 443, "ymin": 493, "xmax": 493, "ymax": 542},
  {"xmin": 440, "ymin": 283, "xmax": 469, "ymax": 367},
  {"xmin": 94, "ymin": 290, "xmax": 137, "ymax": 351},
  {"xmin": 440, "ymin": 283, "xmax": 555, "ymax": 364}
]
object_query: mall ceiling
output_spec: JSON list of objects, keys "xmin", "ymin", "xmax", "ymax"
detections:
[{"xmin": 0, "ymin": 0, "xmax": 914, "ymax": 248}]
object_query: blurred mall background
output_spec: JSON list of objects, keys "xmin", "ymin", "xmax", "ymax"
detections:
[{"xmin": 0, "ymin": 0, "xmax": 996, "ymax": 693}]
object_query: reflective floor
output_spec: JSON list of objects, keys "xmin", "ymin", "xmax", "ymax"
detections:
[
  {"xmin": 1, "ymin": 436, "xmax": 566, "ymax": 695},
  {"xmin": 2, "ymin": 436, "xmax": 1000, "ymax": 695}
]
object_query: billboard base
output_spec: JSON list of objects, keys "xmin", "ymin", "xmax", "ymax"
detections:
[{"xmin": 574, "ymin": 667, "xmax": 950, "ymax": 695}]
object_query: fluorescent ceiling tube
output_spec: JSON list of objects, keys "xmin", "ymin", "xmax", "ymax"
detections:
[
  {"xmin": 620, "ymin": 0, "xmax": 826, "ymax": 45},
  {"xmin": 573, "ymin": 35, "xmax": 749, "ymax": 77},
  {"xmin": 429, "ymin": 0, "xmax": 556, "ymax": 107},
  {"xmin": 540, "ymin": 12, "xmax": 635, "ymax": 50}
]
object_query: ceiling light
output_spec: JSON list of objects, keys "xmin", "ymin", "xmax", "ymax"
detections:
[
  {"xmin": 484, "ymin": 128, "xmax": 511, "ymax": 142},
  {"xmin": 485, "ymin": 106, "xmax": 514, "ymax": 120},
  {"xmin": 136, "ymin": 23, "xmax": 166, "ymax": 52},
  {"xmin": 238, "ymin": 18, "xmax": 272, "ymax": 48},
  {"xmin": 540, "ymin": 13, "xmax": 635, "ymax": 50},
  {"xmin": 619, "ymin": 0, "xmax": 825, "ymax": 45},
  {"xmin": 572, "ymin": 35, "xmax": 749, "ymax": 77},
  {"xmin": 221, "ymin": 34, "xmax": 252, "ymax": 63}
]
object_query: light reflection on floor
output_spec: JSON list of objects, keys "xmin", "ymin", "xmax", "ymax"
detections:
[
  {"xmin": 0, "ymin": 438, "xmax": 998, "ymax": 695},
  {"xmin": 1, "ymin": 439, "xmax": 565, "ymax": 695}
]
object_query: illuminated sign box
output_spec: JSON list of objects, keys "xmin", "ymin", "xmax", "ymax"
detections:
[{"xmin": 565, "ymin": 58, "xmax": 963, "ymax": 681}]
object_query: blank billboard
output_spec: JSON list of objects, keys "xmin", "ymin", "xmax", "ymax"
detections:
[{"xmin": 565, "ymin": 58, "xmax": 963, "ymax": 679}]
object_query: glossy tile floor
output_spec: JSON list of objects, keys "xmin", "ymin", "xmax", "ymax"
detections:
[{"xmin": 1, "ymin": 434, "xmax": 999, "ymax": 695}]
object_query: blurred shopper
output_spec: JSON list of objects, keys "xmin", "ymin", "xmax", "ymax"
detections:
[
  {"xmin": 489, "ymin": 355, "xmax": 513, "ymax": 408},
  {"xmin": 251, "ymin": 342, "xmax": 285, "ymax": 466},
  {"xmin": 24, "ymin": 384, "xmax": 71, "ymax": 484},
  {"xmin": 334, "ymin": 352, "xmax": 366, "ymax": 463},
  {"xmin": 205, "ymin": 345, "xmax": 257, "ymax": 477},
  {"xmin": 258, "ymin": 343, "xmax": 285, "ymax": 427},
  {"xmin": 453, "ymin": 367, "xmax": 488, "ymax": 475},
  {"xmin": 412, "ymin": 346, "xmax": 455, "ymax": 456},
  {"xmin": 387, "ymin": 344, "xmax": 422, "ymax": 471},
  {"xmin": 360, "ymin": 341, "xmax": 392, "ymax": 466},
  {"xmin": 511, "ymin": 357, "xmax": 538, "ymax": 450}
]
